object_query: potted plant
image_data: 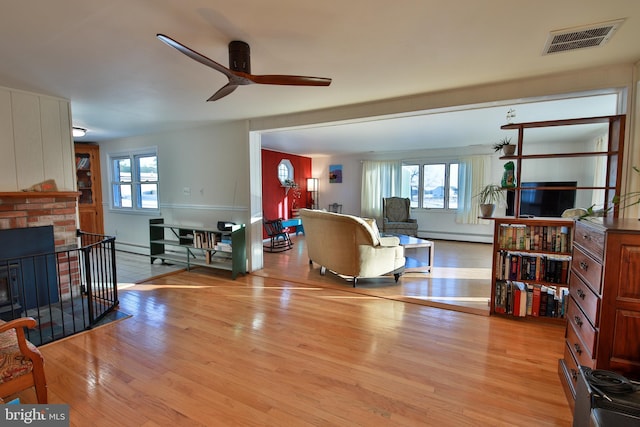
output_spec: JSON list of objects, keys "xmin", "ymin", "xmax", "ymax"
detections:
[
  {"xmin": 476, "ymin": 184, "xmax": 506, "ymax": 217},
  {"xmin": 492, "ymin": 137, "xmax": 516, "ymax": 156},
  {"xmin": 578, "ymin": 165, "xmax": 640, "ymax": 219}
]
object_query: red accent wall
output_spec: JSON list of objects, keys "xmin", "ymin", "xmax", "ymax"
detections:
[{"xmin": 261, "ymin": 149, "xmax": 311, "ymax": 224}]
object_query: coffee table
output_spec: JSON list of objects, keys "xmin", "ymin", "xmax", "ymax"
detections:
[{"xmin": 390, "ymin": 234, "xmax": 434, "ymax": 273}]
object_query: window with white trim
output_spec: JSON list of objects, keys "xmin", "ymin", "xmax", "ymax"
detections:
[
  {"xmin": 402, "ymin": 161, "xmax": 459, "ymax": 209},
  {"xmin": 110, "ymin": 150, "xmax": 158, "ymax": 211}
]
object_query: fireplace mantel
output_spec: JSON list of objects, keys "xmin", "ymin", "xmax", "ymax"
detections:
[{"xmin": 0, "ymin": 191, "xmax": 80, "ymax": 199}]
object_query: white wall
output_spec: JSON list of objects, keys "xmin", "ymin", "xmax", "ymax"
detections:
[
  {"xmin": 308, "ymin": 136, "xmax": 605, "ymax": 244},
  {"xmin": 98, "ymin": 120, "xmax": 255, "ymax": 266},
  {"xmin": 0, "ymin": 86, "xmax": 74, "ymax": 191}
]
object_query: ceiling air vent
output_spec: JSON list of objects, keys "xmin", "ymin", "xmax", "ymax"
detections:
[{"xmin": 543, "ymin": 19, "xmax": 624, "ymax": 55}]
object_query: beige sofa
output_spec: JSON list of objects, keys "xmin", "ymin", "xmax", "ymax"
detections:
[{"xmin": 299, "ymin": 209, "xmax": 405, "ymax": 286}]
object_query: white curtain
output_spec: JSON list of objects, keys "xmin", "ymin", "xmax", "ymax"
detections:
[
  {"xmin": 592, "ymin": 135, "xmax": 607, "ymax": 209},
  {"xmin": 361, "ymin": 160, "xmax": 402, "ymax": 220},
  {"xmin": 456, "ymin": 155, "xmax": 491, "ymax": 224}
]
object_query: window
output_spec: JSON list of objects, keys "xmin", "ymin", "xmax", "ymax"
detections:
[
  {"xmin": 277, "ymin": 159, "xmax": 293, "ymax": 185},
  {"xmin": 402, "ymin": 161, "xmax": 459, "ymax": 209},
  {"xmin": 110, "ymin": 150, "xmax": 158, "ymax": 211}
]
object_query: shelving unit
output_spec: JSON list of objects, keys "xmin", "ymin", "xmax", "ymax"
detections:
[
  {"xmin": 149, "ymin": 218, "xmax": 246, "ymax": 279},
  {"xmin": 500, "ymin": 114, "xmax": 625, "ymax": 218},
  {"xmin": 490, "ymin": 217, "xmax": 574, "ymax": 322},
  {"xmin": 75, "ymin": 143, "xmax": 104, "ymax": 234}
]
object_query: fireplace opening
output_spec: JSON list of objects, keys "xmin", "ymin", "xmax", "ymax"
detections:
[
  {"xmin": 0, "ymin": 225, "xmax": 59, "ymax": 316},
  {"xmin": 0, "ymin": 264, "xmax": 23, "ymax": 321}
]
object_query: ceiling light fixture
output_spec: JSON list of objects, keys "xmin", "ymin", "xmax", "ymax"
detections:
[{"xmin": 72, "ymin": 127, "xmax": 87, "ymax": 137}]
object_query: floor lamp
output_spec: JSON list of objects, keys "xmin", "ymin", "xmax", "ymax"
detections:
[{"xmin": 307, "ymin": 178, "xmax": 318, "ymax": 209}]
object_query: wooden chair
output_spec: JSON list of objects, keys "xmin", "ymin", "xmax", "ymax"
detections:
[
  {"xmin": 0, "ymin": 317, "xmax": 47, "ymax": 403},
  {"xmin": 263, "ymin": 218, "xmax": 293, "ymax": 252}
]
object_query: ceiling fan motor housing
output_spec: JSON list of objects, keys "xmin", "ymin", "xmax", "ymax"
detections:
[{"xmin": 229, "ymin": 41, "xmax": 250, "ymax": 73}]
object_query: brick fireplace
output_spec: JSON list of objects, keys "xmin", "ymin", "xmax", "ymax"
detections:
[
  {"xmin": 0, "ymin": 192, "xmax": 80, "ymax": 308},
  {"xmin": 0, "ymin": 191, "xmax": 79, "ymax": 249},
  {"xmin": 0, "ymin": 191, "xmax": 118, "ymax": 342}
]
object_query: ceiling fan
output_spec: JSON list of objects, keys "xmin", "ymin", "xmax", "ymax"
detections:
[{"xmin": 157, "ymin": 34, "xmax": 332, "ymax": 102}]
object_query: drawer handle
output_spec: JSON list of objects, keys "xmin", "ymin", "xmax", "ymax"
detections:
[
  {"xmin": 579, "ymin": 261, "xmax": 589, "ymax": 271},
  {"xmin": 574, "ymin": 315, "xmax": 583, "ymax": 327},
  {"xmin": 582, "ymin": 234, "xmax": 592, "ymax": 242},
  {"xmin": 571, "ymin": 368, "xmax": 578, "ymax": 381},
  {"xmin": 574, "ymin": 343, "xmax": 583, "ymax": 355},
  {"xmin": 577, "ymin": 288, "xmax": 586, "ymax": 300}
]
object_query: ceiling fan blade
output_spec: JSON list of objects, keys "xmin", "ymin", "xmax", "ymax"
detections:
[
  {"xmin": 158, "ymin": 34, "xmax": 331, "ymax": 100},
  {"xmin": 249, "ymin": 74, "xmax": 332, "ymax": 86},
  {"xmin": 207, "ymin": 83, "xmax": 238, "ymax": 102},
  {"xmin": 157, "ymin": 34, "xmax": 234, "ymax": 79}
]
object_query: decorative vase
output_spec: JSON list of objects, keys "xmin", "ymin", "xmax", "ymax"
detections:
[
  {"xmin": 502, "ymin": 144, "xmax": 516, "ymax": 156},
  {"xmin": 480, "ymin": 204, "xmax": 496, "ymax": 218}
]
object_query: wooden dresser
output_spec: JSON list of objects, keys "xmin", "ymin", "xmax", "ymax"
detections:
[{"xmin": 559, "ymin": 218, "xmax": 640, "ymax": 410}]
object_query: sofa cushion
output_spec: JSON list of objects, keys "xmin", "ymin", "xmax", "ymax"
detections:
[{"xmin": 362, "ymin": 218, "xmax": 381, "ymax": 245}]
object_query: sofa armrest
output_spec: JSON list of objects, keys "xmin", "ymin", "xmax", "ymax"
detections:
[
  {"xmin": 407, "ymin": 218, "xmax": 417, "ymax": 223},
  {"xmin": 379, "ymin": 236, "xmax": 400, "ymax": 246}
]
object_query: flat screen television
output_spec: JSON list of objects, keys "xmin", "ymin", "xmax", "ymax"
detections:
[{"xmin": 506, "ymin": 181, "xmax": 577, "ymax": 217}]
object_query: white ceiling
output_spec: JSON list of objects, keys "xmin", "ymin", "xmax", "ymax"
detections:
[{"xmin": 1, "ymin": 1, "xmax": 639, "ymax": 155}]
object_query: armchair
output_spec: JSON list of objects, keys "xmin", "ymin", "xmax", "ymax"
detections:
[
  {"xmin": 0, "ymin": 317, "xmax": 47, "ymax": 403},
  {"xmin": 382, "ymin": 197, "xmax": 418, "ymax": 236}
]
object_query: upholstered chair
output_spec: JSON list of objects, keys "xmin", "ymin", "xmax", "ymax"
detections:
[
  {"xmin": 0, "ymin": 317, "xmax": 47, "ymax": 403},
  {"xmin": 382, "ymin": 197, "xmax": 418, "ymax": 236}
]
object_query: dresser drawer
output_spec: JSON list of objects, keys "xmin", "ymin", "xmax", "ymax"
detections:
[
  {"xmin": 574, "ymin": 221, "xmax": 605, "ymax": 261},
  {"xmin": 569, "ymin": 272, "xmax": 601, "ymax": 326},
  {"xmin": 566, "ymin": 321, "xmax": 595, "ymax": 368},
  {"xmin": 562, "ymin": 341, "xmax": 581, "ymax": 396},
  {"xmin": 566, "ymin": 296, "xmax": 597, "ymax": 354},
  {"xmin": 571, "ymin": 246, "xmax": 603, "ymax": 294}
]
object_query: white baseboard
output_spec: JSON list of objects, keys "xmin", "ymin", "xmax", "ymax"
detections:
[{"xmin": 418, "ymin": 231, "xmax": 493, "ymax": 244}]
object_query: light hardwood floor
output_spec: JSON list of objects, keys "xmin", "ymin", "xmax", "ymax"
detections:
[
  {"xmin": 257, "ymin": 236, "xmax": 494, "ymax": 315},
  {"xmin": 13, "ymin": 238, "xmax": 573, "ymax": 426}
]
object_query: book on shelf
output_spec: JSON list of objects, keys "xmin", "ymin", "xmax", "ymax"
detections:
[
  {"xmin": 531, "ymin": 285, "xmax": 541, "ymax": 317},
  {"xmin": 512, "ymin": 281, "xmax": 527, "ymax": 317},
  {"xmin": 75, "ymin": 156, "xmax": 90, "ymax": 169},
  {"xmin": 215, "ymin": 242, "xmax": 232, "ymax": 252},
  {"xmin": 498, "ymin": 223, "xmax": 571, "ymax": 253},
  {"xmin": 526, "ymin": 284, "xmax": 533, "ymax": 316},
  {"xmin": 496, "ymin": 251, "xmax": 571, "ymax": 283},
  {"xmin": 193, "ymin": 231, "xmax": 221, "ymax": 249},
  {"xmin": 494, "ymin": 280, "xmax": 567, "ymax": 319}
]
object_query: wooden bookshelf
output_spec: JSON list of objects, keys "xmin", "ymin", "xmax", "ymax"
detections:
[{"xmin": 490, "ymin": 217, "xmax": 574, "ymax": 323}]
